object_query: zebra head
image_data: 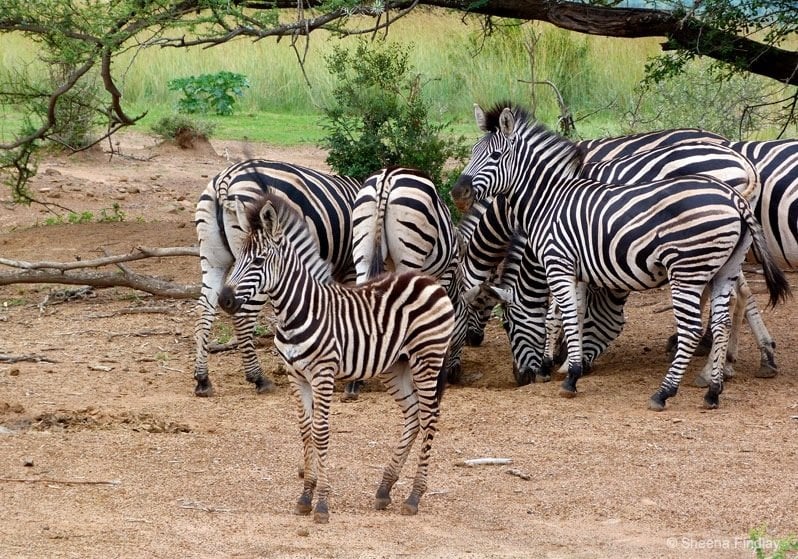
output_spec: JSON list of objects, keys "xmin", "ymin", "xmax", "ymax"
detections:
[
  {"xmin": 452, "ymin": 102, "xmax": 583, "ymax": 213},
  {"xmin": 451, "ymin": 103, "xmax": 520, "ymax": 213},
  {"xmin": 219, "ymin": 195, "xmax": 331, "ymax": 315}
]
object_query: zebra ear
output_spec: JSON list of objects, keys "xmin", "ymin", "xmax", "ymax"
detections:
[
  {"xmin": 499, "ymin": 108, "xmax": 515, "ymax": 138},
  {"xmin": 474, "ymin": 104, "xmax": 487, "ymax": 132},
  {"xmin": 259, "ymin": 201, "xmax": 280, "ymax": 239}
]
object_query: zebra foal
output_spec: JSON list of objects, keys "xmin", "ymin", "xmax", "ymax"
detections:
[
  {"xmin": 452, "ymin": 103, "xmax": 790, "ymax": 410},
  {"xmin": 218, "ymin": 195, "xmax": 454, "ymax": 523},
  {"xmin": 193, "ymin": 159, "xmax": 359, "ymax": 397}
]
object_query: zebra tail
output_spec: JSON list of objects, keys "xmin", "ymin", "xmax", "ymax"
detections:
[
  {"xmin": 744, "ymin": 208, "xmax": 791, "ymax": 308},
  {"xmin": 368, "ymin": 169, "xmax": 391, "ymax": 279}
]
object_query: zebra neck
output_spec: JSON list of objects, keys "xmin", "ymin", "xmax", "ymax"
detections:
[{"xmin": 267, "ymin": 251, "xmax": 327, "ymax": 332}]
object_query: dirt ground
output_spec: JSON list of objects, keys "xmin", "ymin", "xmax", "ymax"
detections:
[{"xmin": 1, "ymin": 133, "xmax": 797, "ymax": 559}]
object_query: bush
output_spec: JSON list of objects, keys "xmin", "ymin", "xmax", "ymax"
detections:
[
  {"xmin": 167, "ymin": 71, "xmax": 250, "ymax": 116},
  {"xmin": 320, "ymin": 38, "xmax": 468, "ymax": 205},
  {"xmin": 151, "ymin": 115, "xmax": 215, "ymax": 148}
]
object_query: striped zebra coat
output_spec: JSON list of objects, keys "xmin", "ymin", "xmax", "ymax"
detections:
[
  {"xmin": 218, "ymin": 195, "xmax": 454, "ymax": 523},
  {"xmin": 452, "ymin": 103, "xmax": 790, "ymax": 410},
  {"xmin": 193, "ymin": 159, "xmax": 359, "ymax": 396},
  {"xmin": 348, "ymin": 167, "xmax": 466, "ymax": 397}
]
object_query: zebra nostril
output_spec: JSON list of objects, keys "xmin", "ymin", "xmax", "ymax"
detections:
[{"xmin": 218, "ymin": 286, "xmax": 240, "ymax": 314}]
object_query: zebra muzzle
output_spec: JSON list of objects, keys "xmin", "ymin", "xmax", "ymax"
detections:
[{"xmin": 218, "ymin": 286, "xmax": 243, "ymax": 315}]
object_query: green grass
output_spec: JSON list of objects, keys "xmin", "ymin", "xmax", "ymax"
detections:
[{"xmin": 5, "ymin": 10, "xmax": 779, "ymax": 146}]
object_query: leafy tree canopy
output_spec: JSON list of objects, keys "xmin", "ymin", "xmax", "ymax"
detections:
[{"xmin": 1, "ymin": 0, "xmax": 796, "ymax": 200}]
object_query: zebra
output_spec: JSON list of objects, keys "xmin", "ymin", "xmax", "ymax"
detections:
[
  {"xmin": 728, "ymin": 139, "xmax": 798, "ymax": 270},
  {"xmin": 461, "ymin": 194, "xmax": 627, "ymax": 385},
  {"xmin": 452, "ymin": 102, "xmax": 790, "ymax": 410},
  {"xmin": 217, "ymin": 194, "xmax": 454, "ymax": 523},
  {"xmin": 193, "ymin": 159, "xmax": 360, "ymax": 397},
  {"xmin": 343, "ymin": 166, "xmax": 467, "ymax": 400},
  {"xmin": 460, "ymin": 138, "xmax": 771, "ymax": 385}
]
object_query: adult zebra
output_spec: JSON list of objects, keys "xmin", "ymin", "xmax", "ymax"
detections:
[
  {"xmin": 344, "ymin": 166, "xmax": 467, "ymax": 400},
  {"xmin": 452, "ymin": 103, "xmax": 790, "ymax": 410},
  {"xmin": 193, "ymin": 159, "xmax": 360, "ymax": 397},
  {"xmin": 460, "ymin": 138, "xmax": 771, "ymax": 386},
  {"xmin": 218, "ymin": 195, "xmax": 454, "ymax": 523}
]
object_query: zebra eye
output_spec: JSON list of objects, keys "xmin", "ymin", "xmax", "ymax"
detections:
[{"xmin": 490, "ymin": 150, "xmax": 502, "ymax": 160}]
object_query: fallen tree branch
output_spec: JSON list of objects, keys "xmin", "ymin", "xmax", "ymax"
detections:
[
  {"xmin": 0, "ymin": 246, "xmax": 201, "ymax": 299},
  {"xmin": 0, "ymin": 477, "xmax": 121, "ymax": 486},
  {"xmin": 0, "ymin": 353, "xmax": 58, "ymax": 364}
]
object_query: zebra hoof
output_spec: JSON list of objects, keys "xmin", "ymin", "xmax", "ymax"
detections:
[
  {"xmin": 755, "ymin": 363, "xmax": 778, "ymax": 378},
  {"xmin": 648, "ymin": 399, "xmax": 665, "ymax": 412},
  {"xmin": 558, "ymin": 385, "xmax": 577, "ymax": 398},
  {"xmin": 534, "ymin": 373, "xmax": 552, "ymax": 383},
  {"xmin": 294, "ymin": 498, "xmax": 312, "ymax": 516},
  {"xmin": 194, "ymin": 376, "xmax": 215, "ymax": 398},
  {"xmin": 512, "ymin": 365, "xmax": 532, "ymax": 386},
  {"xmin": 374, "ymin": 496, "xmax": 392, "ymax": 511},
  {"xmin": 400, "ymin": 500, "xmax": 419, "ymax": 516},
  {"xmin": 447, "ymin": 363, "xmax": 463, "ymax": 385},
  {"xmin": 254, "ymin": 376, "xmax": 276, "ymax": 394},
  {"xmin": 693, "ymin": 374, "xmax": 710, "ymax": 388},
  {"xmin": 340, "ymin": 391, "xmax": 360, "ymax": 403}
]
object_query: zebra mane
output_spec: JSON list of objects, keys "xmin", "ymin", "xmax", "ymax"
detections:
[
  {"xmin": 481, "ymin": 101, "xmax": 585, "ymax": 168},
  {"xmin": 245, "ymin": 194, "xmax": 333, "ymax": 281}
]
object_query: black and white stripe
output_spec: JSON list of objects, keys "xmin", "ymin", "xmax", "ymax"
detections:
[
  {"xmin": 193, "ymin": 159, "xmax": 359, "ymax": 396},
  {"xmin": 347, "ymin": 167, "xmax": 466, "ymax": 397},
  {"xmin": 218, "ymin": 195, "xmax": 454, "ymax": 523},
  {"xmin": 452, "ymin": 103, "xmax": 789, "ymax": 410}
]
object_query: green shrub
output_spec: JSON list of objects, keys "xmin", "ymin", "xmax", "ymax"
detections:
[
  {"xmin": 320, "ymin": 38, "xmax": 468, "ymax": 200},
  {"xmin": 167, "ymin": 71, "xmax": 250, "ymax": 116}
]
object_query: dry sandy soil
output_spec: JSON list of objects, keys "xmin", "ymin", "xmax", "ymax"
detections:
[{"xmin": 1, "ymin": 133, "xmax": 797, "ymax": 559}]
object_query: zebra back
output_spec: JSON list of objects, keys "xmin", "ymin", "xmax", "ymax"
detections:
[
  {"xmin": 578, "ymin": 128, "xmax": 727, "ymax": 164},
  {"xmin": 196, "ymin": 159, "xmax": 360, "ymax": 282}
]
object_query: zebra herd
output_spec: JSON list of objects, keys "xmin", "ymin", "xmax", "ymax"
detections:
[{"xmin": 192, "ymin": 100, "xmax": 796, "ymax": 521}]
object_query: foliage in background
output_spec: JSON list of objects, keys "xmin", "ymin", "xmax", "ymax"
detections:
[
  {"xmin": 320, "ymin": 39, "xmax": 469, "ymax": 201},
  {"xmin": 629, "ymin": 61, "xmax": 779, "ymax": 140},
  {"xmin": 167, "ymin": 71, "xmax": 250, "ymax": 116}
]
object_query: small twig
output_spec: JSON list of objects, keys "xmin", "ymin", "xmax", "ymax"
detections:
[
  {"xmin": 176, "ymin": 499, "xmax": 233, "ymax": 513},
  {"xmin": 0, "ymin": 477, "xmax": 121, "ymax": 486},
  {"xmin": 89, "ymin": 306, "xmax": 175, "ymax": 318},
  {"xmin": 107, "ymin": 329, "xmax": 174, "ymax": 339},
  {"xmin": 455, "ymin": 458, "xmax": 513, "ymax": 467},
  {"xmin": 507, "ymin": 468, "xmax": 532, "ymax": 481}
]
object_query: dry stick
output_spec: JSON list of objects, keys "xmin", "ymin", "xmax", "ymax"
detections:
[
  {"xmin": 0, "ymin": 477, "xmax": 121, "ymax": 486},
  {"xmin": 0, "ymin": 353, "xmax": 58, "ymax": 364}
]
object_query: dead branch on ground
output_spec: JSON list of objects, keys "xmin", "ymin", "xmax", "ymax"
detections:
[{"xmin": 0, "ymin": 246, "xmax": 201, "ymax": 299}]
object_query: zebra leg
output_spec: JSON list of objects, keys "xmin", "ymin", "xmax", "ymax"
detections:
[
  {"xmin": 703, "ymin": 279, "xmax": 737, "ymax": 409},
  {"xmin": 309, "ymin": 373, "xmax": 335, "ymax": 524},
  {"xmin": 542, "ymin": 299, "xmax": 562, "ymax": 382},
  {"xmin": 375, "ymin": 363, "xmax": 421, "ymax": 512},
  {"xmin": 649, "ymin": 283, "xmax": 704, "ymax": 411},
  {"xmin": 232, "ymin": 310, "xmax": 276, "ymax": 394},
  {"xmin": 402, "ymin": 364, "xmax": 441, "ymax": 516},
  {"xmin": 290, "ymin": 378, "xmax": 316, "ymax": 516},
  {"xmin": 193, "ymin": 264, "xmax": 228, "ymax": 397},
  {"xmin": 694, "ymin": 284, "xmax": 744, "ymax": 387},
  {"xmin": 736, "ymin": 276, "xmax": 779, "ymax": 378},
  {"xmin": 340, "ymin": 380, "xmax": 364, "ymax": 402},
  {"xmin": 547, "ymin": 275, "xmax": 584, "ymax": 398}
]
